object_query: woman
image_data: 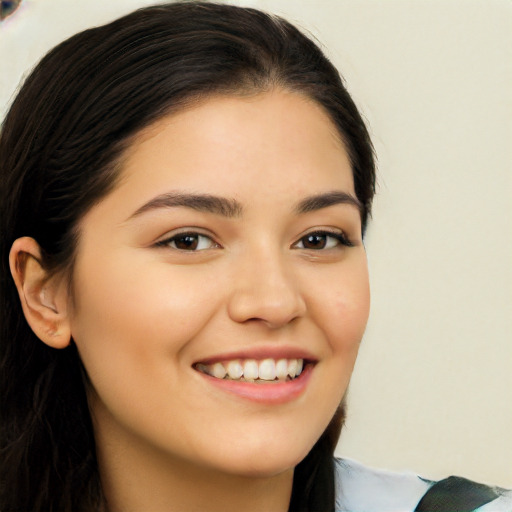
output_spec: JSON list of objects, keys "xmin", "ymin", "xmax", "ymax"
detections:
[{"xmin": 0, "ymin": 3, "xmax": 510, "ymax": 511}]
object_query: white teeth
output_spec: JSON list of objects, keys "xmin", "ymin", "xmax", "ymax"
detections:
[
  {"xmin": 243, "ymin": 359, "xmax": 259, "ymax": 380},
  {"xmin": 211, "ymin": 362, "xmax": 227, "ymax": 379},
  {"xmin": 258, "ymin": 358, "xmax": 276, "ymax": 380},
  {"xmin": 196, "ymin": 358, "xmax": 306, "ymax": 381},
  {"xmin": 296, "ymin": 359, "xmax": 303, "ymax": 376},
  {"xmin": 287, "ymin": 359, "xmax": 298, "ymax": 378},
  {"xmin": 227, "ymin": 360, "xmax": 243, "ymax": 379},
  {"xmin": 275, "ymin": 359, "xmax": 288, "ymax": 380}
]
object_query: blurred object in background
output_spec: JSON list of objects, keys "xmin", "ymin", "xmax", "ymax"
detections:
[{"xmin": 1, "ymin": 0, "xmax": 22, "ymax": 21}]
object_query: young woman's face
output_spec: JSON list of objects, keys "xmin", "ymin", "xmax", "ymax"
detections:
[{"xmin": 69, "ymin": 90, "xmax": 370, "ymax": 477}]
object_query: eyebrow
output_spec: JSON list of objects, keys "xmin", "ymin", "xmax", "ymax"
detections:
[
  {"xmin": 128, "ymin": 192, "xmax": 243, "ymax": 219},
  {"xmin": 295, "ymin": 191, "xmax": 362, "ymax": 215},
  {"xmin": 127, "ymin": 189, "xmax": 362, "ymax": 221}
]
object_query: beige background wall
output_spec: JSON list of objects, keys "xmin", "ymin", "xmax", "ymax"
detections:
[{"xmin": 2, "ymin": 0, "xmax": 511, "ymax": 487}]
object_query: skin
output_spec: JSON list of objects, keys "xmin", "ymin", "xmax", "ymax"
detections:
[{"xmin": 11, "ymin": 89, "xmax": 370, "ymax": 512}]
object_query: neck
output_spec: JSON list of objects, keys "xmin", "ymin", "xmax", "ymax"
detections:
[
  {"xmin": 94, "ymin": 418, "xmax": 293, "ymax": 512},
  {"xmin": 99, "ymin": 447, "xmax": 293, "ymax": 512}
]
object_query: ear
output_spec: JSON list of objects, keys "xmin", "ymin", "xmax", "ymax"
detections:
[{"xmin": 9, "ymin": 237, "xmax": 71, "ymax": 349}]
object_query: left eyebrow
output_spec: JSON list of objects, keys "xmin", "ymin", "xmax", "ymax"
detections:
[{"xmin": 295, "ymin": 191, "xmax": 362, "ymax": 215}]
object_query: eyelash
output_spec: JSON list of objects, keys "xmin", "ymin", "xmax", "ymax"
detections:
[
  {"xmin": 293, "ymin": 230, "xmax": 354, "ymax": 250},
  {"xmin": 155, "ymin": 229, "xmax": 353, "ymax": 252},
  {"xmin": 155, "ymin": 231, "xmax": 218, "ymax": 251}
]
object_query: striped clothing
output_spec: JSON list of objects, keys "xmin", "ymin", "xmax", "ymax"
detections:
[{"xmin": 334, "ymin": 458, "xmax": 512, "ymax": 511}]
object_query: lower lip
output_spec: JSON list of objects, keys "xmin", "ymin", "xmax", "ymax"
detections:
[{"xmin": 196, "ymin": 364, "xmax": 314, "ymax": 404}]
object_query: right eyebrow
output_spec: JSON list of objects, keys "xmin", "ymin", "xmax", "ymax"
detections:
[
  {"xmin": 126, "ymin": 192, "xmax": 244, "ymax": 221},
  {"xmin": 295, "ymin": 190, "xmax": 363, "ymax": 215}
]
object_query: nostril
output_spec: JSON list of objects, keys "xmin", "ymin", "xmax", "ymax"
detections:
[
  {"xmin": 227, "ymin": 295, "xmax": 306, "ymax": 328},
  {"xmin": 227, "ymin": 262, "xmax": 306, "ymax": 326}
]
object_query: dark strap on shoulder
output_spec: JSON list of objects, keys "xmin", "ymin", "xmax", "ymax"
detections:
[{"xmin": 414, "ymin": 476, "xmax": 501, "ymax": 512}]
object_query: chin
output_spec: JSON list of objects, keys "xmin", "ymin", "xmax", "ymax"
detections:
[
  {"xmin": 219, "ymin": 456, "xmax": 301, "ymax": 479},
  {"xmin": 203, "ymin": 435, "xmax": 317, "ymax": 479}
]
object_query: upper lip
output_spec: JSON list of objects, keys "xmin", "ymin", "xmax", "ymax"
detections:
[{"xmin": 193, "ymin": 346, "xmax": 318, "ymax": 365}]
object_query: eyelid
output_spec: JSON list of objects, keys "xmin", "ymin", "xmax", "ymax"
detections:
[
  {"xmin": 154, "ymin": 228, "xmax": 221, "ymax": 250},
  {"xmin": 292, "ymin": 228, "xmax": 354, "ymax": 249},
  {"xmin": 152, "ymin": 227, "xmax": 354, "ymax": 251}
]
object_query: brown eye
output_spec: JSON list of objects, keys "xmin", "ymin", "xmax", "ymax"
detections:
[
  {"xmin": 173, "ymin": 234, "xmax": 200, "ymax": 250},
  {"xmin": 157, "ymin": 232, "xmax": 217, "ymax": 251},
  {"xmin": 294, "ymin": 231, "xmax": 352, "ymax": 250},
  {"xmin": 302, "ymin": 233, "xmax": 328, "ymax": 249}
]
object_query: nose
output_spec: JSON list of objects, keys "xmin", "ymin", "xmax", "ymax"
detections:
[{"xmin": 227, "ymin": 247, "xmax": 307, "ymax": 329}]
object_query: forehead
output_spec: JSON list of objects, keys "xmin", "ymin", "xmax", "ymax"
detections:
[{"xmin": 98, "ymin": 90, "xmax": 356, "ymax": 222}]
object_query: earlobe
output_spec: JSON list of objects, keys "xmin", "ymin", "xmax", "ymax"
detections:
[{"xmin": 9, "ymin": 237, "xmax": 72, "ymax": 349}]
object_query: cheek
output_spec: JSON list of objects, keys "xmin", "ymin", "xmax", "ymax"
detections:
[
  {"xmin": 67, "ymin": 253, "xmax": 226, "ymax": 447},
  {"xmin": 313, "ymin": 256, "xmax": 370, "ymax": 355},
  {"xmin": 68, "ymin": 253, "xmax": 220, "ymax": 381}
]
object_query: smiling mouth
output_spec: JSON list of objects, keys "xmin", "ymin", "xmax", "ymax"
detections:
[{"xmin": 194, "ymin": 358, "xmax": 308, "ymax": 383}]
